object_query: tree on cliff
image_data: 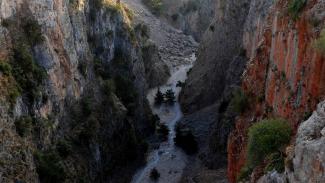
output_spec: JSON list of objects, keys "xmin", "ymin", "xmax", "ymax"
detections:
[
  {"xmin": 165, "ymin": 89, "xmax": 175, "ymax": 104},
  {"xmin": 154, "ymin": 87, "xmax": 164, "ymax": 105}
]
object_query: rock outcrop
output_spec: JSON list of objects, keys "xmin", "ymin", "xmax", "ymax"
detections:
[
  {"xmin": 180, "ymin": 0, "xmax": 251, "ymax": 114},
  {"xmin": 286, "ymin": 100, "xmax": 325, "ymax": 183}
]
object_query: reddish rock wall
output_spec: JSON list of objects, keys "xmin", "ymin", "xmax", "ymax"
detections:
[{"xmin": 228, "ymin": 0, "xmax": 325, "ymax": 182}]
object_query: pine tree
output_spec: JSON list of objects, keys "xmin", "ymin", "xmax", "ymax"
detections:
[
  {"xmin": 154, "ymin": 88, "xmax": 164, "ymax": 105},
  {"xmin": 165, "ymin": 89, "xmax": 175, "ymax": 104}
]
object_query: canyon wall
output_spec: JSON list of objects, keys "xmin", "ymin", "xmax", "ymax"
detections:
[
  {"xmin": 180, "ymin": 0, "xmax": 325, "ymax": 182},
  {"xmin": 228, "ymin": 0, "xmax": 325, "ymax": 182},
  {"xmin": 0, "ymin": 0, "xmax": 163, "ymax": 182},
  {"xmin": 160, "ymin": 0, "xmax": 217, "ymax": 41},
  {"xmin": 178, "ymin": 0, "xmax": 252, "ymax": 179}
]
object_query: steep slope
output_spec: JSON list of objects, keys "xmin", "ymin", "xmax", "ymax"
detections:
[
  {"xmin": 180, "ymin": 0, "xmax": 251, "ymax": 114},
  {"xmin": 176, "ymin": 0, "xmax": 252, "ymax": 180},
  {"xmin": 0, "ymin": 0, "xmax": 163, "ymax": 182},
  {"xmin": 159, "ymin": 0, "xmax": 217, "ymax": 41},
  {"xmin": 228, "ymin": 0, "xmax": 325, "ymax": 182}
]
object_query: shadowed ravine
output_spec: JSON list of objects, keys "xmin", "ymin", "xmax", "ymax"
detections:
[
  {"xmin": 120, "ymin": 0, "xmax": 199, "ymax": 182},
  {"xmin": 132, "ymin": 54, "xmax": 196, "ymax": 183}
]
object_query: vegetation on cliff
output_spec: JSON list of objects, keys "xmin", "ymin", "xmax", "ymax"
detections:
[
  {"xmin": 315, "ymin": 29, "xmax": 325, "ymax": 55},
  {"xmin": 288, "ymin": 0, "xmax": 306, "ymax": 20},
  {"xmin": 142, "ymin": 0, "xmax": 163, "ymax": 15},
  {"xmin": 238, "ymin": 119, "xmax": 292, "ymax": 181}
]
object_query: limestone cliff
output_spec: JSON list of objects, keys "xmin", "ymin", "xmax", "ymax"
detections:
[
  {"xmin": 257, "ymin": 101, "xmax": 325, "ymax": 183},
  {"xmin": 228, "ymin": 0, "xmax": 325, "ymax": 182},
  {"xmin": 0, "ymin": 0, "xmax": 162, "ymax": 182},
  {"xmin": 178, "ymin": 0, "xmax": 325, "ymax": 182}
]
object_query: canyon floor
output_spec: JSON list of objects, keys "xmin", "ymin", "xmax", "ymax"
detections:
[{"xmin": 122, "ymin": 0, "xmax": 229, "ymax": 182}]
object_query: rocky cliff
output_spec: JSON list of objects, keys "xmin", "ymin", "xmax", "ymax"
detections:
[
  {"xmin": 257, "ymin": 100, "xmax": 325, "ymax": 183},
  {"xmin": 177, "ymin": 0, "xmax": 252, "ymax": 180},
  {"xmin": 159, "ymin": 0, "xmax": 217, "ymax": 41},
  {"xmin": 178, "ymin": 0, "xmax": 325, "ymax": 182},
  {"xmin": 228, "ymin": 0, "xmax": 325, "ymax": 182},
  {"xmin": 0, "ymin": 0, "xmax": 163, "ymax": 182}
]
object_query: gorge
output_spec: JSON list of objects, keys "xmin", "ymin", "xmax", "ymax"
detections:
[{"xmin": 0, "ymin": 0, "xmax": 324, "ymax": 183}]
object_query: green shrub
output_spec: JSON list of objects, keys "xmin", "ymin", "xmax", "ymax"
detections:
[
  {"xmin": 102, "ymin": 79, "xmax": 116, "ymax": 96},
  {"xmin": 154, "ymin": 88, "xmax": 164, "ymax": 105},
  {"xmin": 14, "ymin": 116, "xmax": 33, "ymax": 137},
  {"xmin": 150, "ymin": 168, "xmax": 160, "ymax": 181},
  {"xmin": 315, "ymin": 29, "xmax": 325, "ymax": 55},
  {"xmin": 80, "ymin": 96, "xmax": 92, "ymax": 117},
  {"xmin": 288, "ymin": 0, "xmax": 306, "ymax": 20},
  {"xmin": 11, "ymin": 44, "xmax": 46, "ymax": 101},
  {"xmin": 94, "ymin": 58, "xmax": 110, "ymax": 79},
  {"xmin": 164, "ymin": 89, "xmax": 175, "ymax": 104},
  {"xmin": 34, "ymin": 150, "xmax": 66, "ymax": 183},
  {"xmin": 157, "ymin": 122, "xmax": 169, "ymax": 141},
  {"xmin": 174, "ymin": 125, "xmax": 198, "ymax": 154},
  {"xmin": 237, "ymin": 165, "xmax": 253, "ymax": 182},
  {"xmin": 0, "ymin": 61, "xmax": 12, "ymax": 76},
  {"xmin": 114, "ymin": 75, "xmax": 138, "ymax": 115},
  {"xmin": 56, "ymin": 140, "xmax": 73, "ymax": 159},
  {"xmin": 246, "ymin": 118, "xmax": 292, "ymax": 169},
  {"xmin": 184, "ymin": 0, "xmax": 199, "ymax": 13},
  {"xmin": 229, "ymin": 89, "xmax": 248, "ymax": 113},
  {"xmin": 23, "ymin": 19, "xmax": 44, "ymax": 46},
  {"xmin": 1, "ymin": 18, "xmax": 11, "ymax": 27},
  {"xmin": 142, "ymin": 0, "xmax": 163, "ymax": 15},
  {"xmin": 264, "ymin": 151, "xmax": 286, "ymax": 173},
  {"xmin": 78, "ymin": 61, "xmax": 87, "ymax": 77},
  {"xmin": 135, "ymin": 23, "xmax": 150, "ymax": 38}
]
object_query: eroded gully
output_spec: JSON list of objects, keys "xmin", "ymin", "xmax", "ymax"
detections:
[{"xmin": 121, "ymin": 0, "xmax": 198, "ymax": 182}]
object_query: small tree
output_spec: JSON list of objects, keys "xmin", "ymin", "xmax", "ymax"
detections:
[
  {"xmin": 154, "ymin": 87, "xmax": 164, "ymax": 105},
  {"xmin": 164, "ymin": 89, "xmax": 175, "ymax": 104},
  {"xmin": 150, "ymin": 168, "xmax": 160, "ymax": 181}
]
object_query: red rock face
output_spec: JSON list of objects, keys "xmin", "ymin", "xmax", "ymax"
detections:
[{"xmin": 228, "ymin": 0, "xmax": 325, "ymax": 182}]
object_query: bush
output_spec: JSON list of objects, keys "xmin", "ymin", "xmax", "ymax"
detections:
[
  {"xmin": 135, "ymin": 23, "xmax": 150, "ymax": 38},
  {"xmin": 164, "ymin": 89, "xmax": 175, "ymax": 104},
  {"xmin": 174, "ymin": 125, "xmax": 198, "ymax": 154},
  {"xmin": 78, "ymin": 61, "xmax": 87, "ymax": 77},
  {"xmin": 154, "ymin": 88, "xmax": 164, "ymax": 105},
  {"xmin": 34, "ymin": 150, "xmax": 66, "ymax": 183},
  {"xmin": 237, "ymin": 165, "xmax": 253, "ymax": 182},
  {"xmin": 56, "ymin": 140, "xmax": 73, "ymax": 159},
  {"xmin": 288, "ymin": 0, "xmax": 306, "ymax": 20},
  {"xmin": 0, "ymin": 61, "xmax": 12, "ymax": 76},
  {"xmin": 11, "ymin": 44, "xmax": 46, "ymax": 101},
  {"xmin": 102, "ymin": 79, "xmax": 116, "ymax": 96},
  {"xmin": 150, "ymin": 168, "xmax": 160, "ymax": 181},
  {"xmin": 246, "ymin": 118, "xmax": 292, "ymax": 169},
  {"xmin": 14, "ymin": 116, "xmax": 33, "ymax": 137},
  {"xmin": 157, "ymin": 122, "xmax": 169, "ymax": 141},
  {"xmin": 23, "ymin": 19, "xmax": 44, "ymax": 46},
  {"xmin": 142, "ymin": 0, "xmax": 163, "ymax": 15},
  {"xmin": 264, "ymin": 151, "xmax": 286, "ymax": 173},
  {"xmin": 229, "ymin": 89, "xmax": 248, "ymax": 113},
  {"xmin": 315, "ymin": 29, "xmax": 325, "ymax": 55},
  {"xmin": 114, "ymin": 75, "xmax": 138, "ymax": 114},
  {"xmin": 176, "ymin": 81, "xmax": 185, "ymax": 87},
  {"xmin": 80, "ymin": 96, "xmax": 93, "ymax": 117}
]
